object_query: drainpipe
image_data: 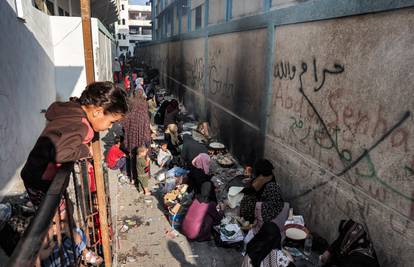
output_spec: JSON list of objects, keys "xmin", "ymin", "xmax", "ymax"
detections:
[{"xmin": 80, "ymin": 0, "xmax": 112, "ymax": 266}]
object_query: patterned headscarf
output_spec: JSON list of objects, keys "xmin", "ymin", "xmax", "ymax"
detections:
[
  {"xmin": 192, "ymin": 153, "xmax": 210, "ymax": 175},
  {"xmin": 121, "ymin": 97, "xmax": 151, "ymax": 152}
]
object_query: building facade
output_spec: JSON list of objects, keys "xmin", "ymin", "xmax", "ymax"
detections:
[
  {"xmin": 32, "ymin": 0, "xmax": 119, "ymax": 26},
  {"xmin": 115, "ymin": 0, "xmax": 152, "ymax": 56}
]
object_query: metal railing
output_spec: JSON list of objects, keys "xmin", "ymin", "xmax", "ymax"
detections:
[{"xmin": 7, "ymin": 160, "xmax": 113, "ymax": 267}]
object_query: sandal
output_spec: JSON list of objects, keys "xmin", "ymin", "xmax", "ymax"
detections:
[{"xmin": 83, "ymin": 250, "xmax": 103, "ymax": 266}]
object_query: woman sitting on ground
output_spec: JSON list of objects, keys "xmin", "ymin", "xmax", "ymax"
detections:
[
  {"xmin": 240, "ymin": 159, "xmax": 284, "ymax": 225},
  {"xmin": 164, "ymin": 124, "xmax": 182, "ymax": 156},
  {"xmin": 242, "ymin": 222, "xmax": 295, "ymax": 267},
  {"xmin": 181, "ymin": 133, "xmax": 208, "ymax": 166},
  {"xmin": 192, "ymin": 122, "xmax": 211, "ymax": 144},
  {"xmin": 187, "ymin": 153, "xmax": 215, "ymax": 202}
]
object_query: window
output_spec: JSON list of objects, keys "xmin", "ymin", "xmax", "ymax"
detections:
[
  {"xmin": 123, "ymin": 34, "xmax": 126, "ymax": 39},
  {"xmin": 142, "ymin": 27, "xmax": 152, "ymax": 35},
  {"xmin": 64, "ymin": 11, "xmax": 69, "ymax": 16},
  {"xmin": 122, "ymin": 4, "xmax": 124, "ymax": 10},
  {"xmin": 142, "ymin": 11, "xmax": 151, "ymax": 20},
  {"xmin": 122, "ymin": 19, "xmax": 126, "ymax": 25},
  {"xmin": 195, "ymin": 5, "xmax": 202, "ymax": 30},
  {"xmin": 181, "ymin": 0, "xmax": 188, "ymax": 14},
  {"xmin": 58, "ymin": 7, "xmax": 64, "ymax": 16},
  {"xmin": 118, "ymin": 33, "xmax": 121, "ymax": 39}
]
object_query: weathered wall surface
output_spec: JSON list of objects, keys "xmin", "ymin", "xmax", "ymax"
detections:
[
  {"xmin": 207, "ymin": 30, "xmax": 267, "ymax": 163},
  {"xmin": 137, "ymin": 6, "xmax": 414, "ymax": 266},
  {"xmin": 0, "ymin": 1, "xmax": 56, "ymax": 197},
  {"xmin": 52, "ymin": 17, "xmax": 115, "ymax": 101},
  {"xmin": 0, "ymin": 2, "xmax": 115, "ymax": 198},
  {"xmin": 51, "ymin": 16, "xmax": 85, "ymax": 100},
  {"xmin": 265, "ymin": 9, "xmax": 414, "ymax": 266}
]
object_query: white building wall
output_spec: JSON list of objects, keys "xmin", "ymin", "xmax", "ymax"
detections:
[
  {"xmin": 50, "ymin": 16, "xmax": 86, "ymax": 100},
  {"xmin": 51, "ymin": 17, "xmax": 114, "ymax": 100},
  {"xmin": 0, "ymin": 1, "xmax": 115, "ymax": 199},
  {"xmin": 0, "ymin": 0, "xmax": 56, "ymax": 197}
]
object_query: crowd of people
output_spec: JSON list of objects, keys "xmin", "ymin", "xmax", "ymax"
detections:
[{"xmin": 17, "ymin": 60, "xmax": 381, "ymax": 267}]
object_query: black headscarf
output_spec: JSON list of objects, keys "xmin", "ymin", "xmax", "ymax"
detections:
[
  {"xmin": 254, "ymin": 159, "xmax": 274, "ymax": 177},
  {"xmin": 246, "ymin": 222, "xmax": 282, "ymax": 267},
  {"xmin": 242, "ymin": 159, "xmax": 275, "ymax": 196}
]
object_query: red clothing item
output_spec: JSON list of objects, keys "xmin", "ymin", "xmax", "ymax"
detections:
[
  {"xmin": 106, "ymin": 145, "xmax": 125, "ymax": 169},
  {"xmin": 124, "ymin": 75, "xmax": 131, "ymax": 90}
]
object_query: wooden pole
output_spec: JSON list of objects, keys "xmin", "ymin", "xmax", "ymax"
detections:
[{"xmin": 80, "ymin": 0, "xmax": 112, "ymax": 266}]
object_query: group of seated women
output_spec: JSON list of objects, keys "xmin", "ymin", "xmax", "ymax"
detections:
[{"xmin": 180, "ymin": 152, "xmax": 294, "ymax": 266}]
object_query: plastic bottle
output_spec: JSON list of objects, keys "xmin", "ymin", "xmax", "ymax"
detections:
[{"xmin": 304, "ymin": 234, "xmax": 313, "ymax": 256}]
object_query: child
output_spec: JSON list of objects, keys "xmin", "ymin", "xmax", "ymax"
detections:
[
  {"xmin": 157, "ymin": 141, "xmax": 173, "ymax": 169},
  {"xmin": 106, "ymin": 136, "xmax": 127, "ymax": 179},
  {"xmin": 136, "ymin": 146, "xmax": 150, "ymax": 195},
  {"xmin": 21, "ymin": 81, "xmax": 128, "ymax": 265}
]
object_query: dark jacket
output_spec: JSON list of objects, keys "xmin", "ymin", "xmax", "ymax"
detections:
[
  {"xmin": 187, "ymin": 165, "xmax": 211, "ymax": 193},
  {"xmin": 163, "ymin": 108, "xmax": 179, "ymax": 129},
  {"xmin": 21, "ymin": 101, "xmax": 91, "ymax": 192},
  {"xmin": 180, "ymin": 134, "xmax": 208, "ymax": 165}
]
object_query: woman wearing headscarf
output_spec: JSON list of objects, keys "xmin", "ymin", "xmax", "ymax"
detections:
[
  {"xmin": 242, "ymin": 222, "xmax": 295, "ymax": 267},
  {"xmin": 240, "ymin": 159, "xmax": 284, "ymax": 224},
  {"xmin": 181, "ymin": 133, "xmax": 208, "ymax": 166},
  {"xmin": 121, "ymin": 93, "xmax": 151, "ymax": 181},
  {"xmin": 163, "ymin": 99, "xmax": 179, "ymax": 129},
  {"xmin": 192, "ymin": 122, "xmax": 211, "ymax": 144},
  {"xmin": 164, "ymin": 124, "xmax": 182, "ymax": 156},
  {"xmin": 187, "ymin": 153, "xmax": 215, "ymax": 202}
]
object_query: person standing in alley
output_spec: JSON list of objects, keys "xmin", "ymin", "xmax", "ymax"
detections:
[
  {"xmin": 121, "ymin": 89, "xmax": 151, "ymax": 182},
  {"xmin": 136, "ymin": 146, "xmax": 150, "ymax": 195},
  {"xmin": 113, "ymin": 57, "xmax": 121, "ymax": 83}
]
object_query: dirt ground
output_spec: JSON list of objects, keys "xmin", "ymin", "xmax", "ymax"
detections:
[{"xmin": 109, "ymin": 164, "xmax": 243, "ymax": 267}]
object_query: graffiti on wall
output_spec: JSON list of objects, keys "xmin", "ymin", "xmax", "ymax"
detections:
[
  {"xmin": 182, "ymin": 57, "xmax": 205, "ymax": 91},
  {"xmin": 269, "ymin": 56, "xmax": 413, "ymax": 216}
]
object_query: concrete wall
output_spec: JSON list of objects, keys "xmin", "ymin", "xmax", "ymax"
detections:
[
  {"xmin": 52, "ymin": 17, "xmax": 115, "ymax": 100},
  {"xmin": 0, "ymin": 1, "xmax": 114, "ymax": 197},
  {"xmin": 0, "ymin": 0, "xmax": 56, "ymax": 197},
  {"xmin": 51, "ymin": 16, "xmax": 85, "ymax": 100},
  {"xmin": 265, "ymin": 9, "xmax": 414, "ymax": 266},
  {"xmin": 138, "ymin": 3, "xmax": 414, "ymax": 266}
]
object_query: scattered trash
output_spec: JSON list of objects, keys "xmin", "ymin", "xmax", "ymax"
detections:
[
  {"xmin": 127, "ymin": 256, "xmax": 136, "ymax": 262},
  {"xmin": 120, "ymin": 225, "xmax": 129, "ymax": 233},
  {"xmin": 120, "ymin": 215, "xmax": 144, "ymax": 229},
  {"xmin": 136, "ymin": 251, "xmax": 149, "ymax": 257},
  {"xmin": 165, "ymin": 228, "xmax": 179, "ymax": 239},
  {"xmin": 144, "ymin": 218, "xmax": 153, "ymax": 226},
  {"xmin": 118, "ymin": 174, "xmax": 129, "ymax": 185}
]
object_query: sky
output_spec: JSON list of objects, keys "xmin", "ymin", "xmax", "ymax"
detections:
[{"xmin": 129, "ymin": 0, "xmax": 149, "ymax": 5}]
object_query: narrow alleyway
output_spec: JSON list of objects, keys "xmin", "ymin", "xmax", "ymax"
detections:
[{"xmin": 108, "ymin": 166, "xmax": 243, "ymax": 267}]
